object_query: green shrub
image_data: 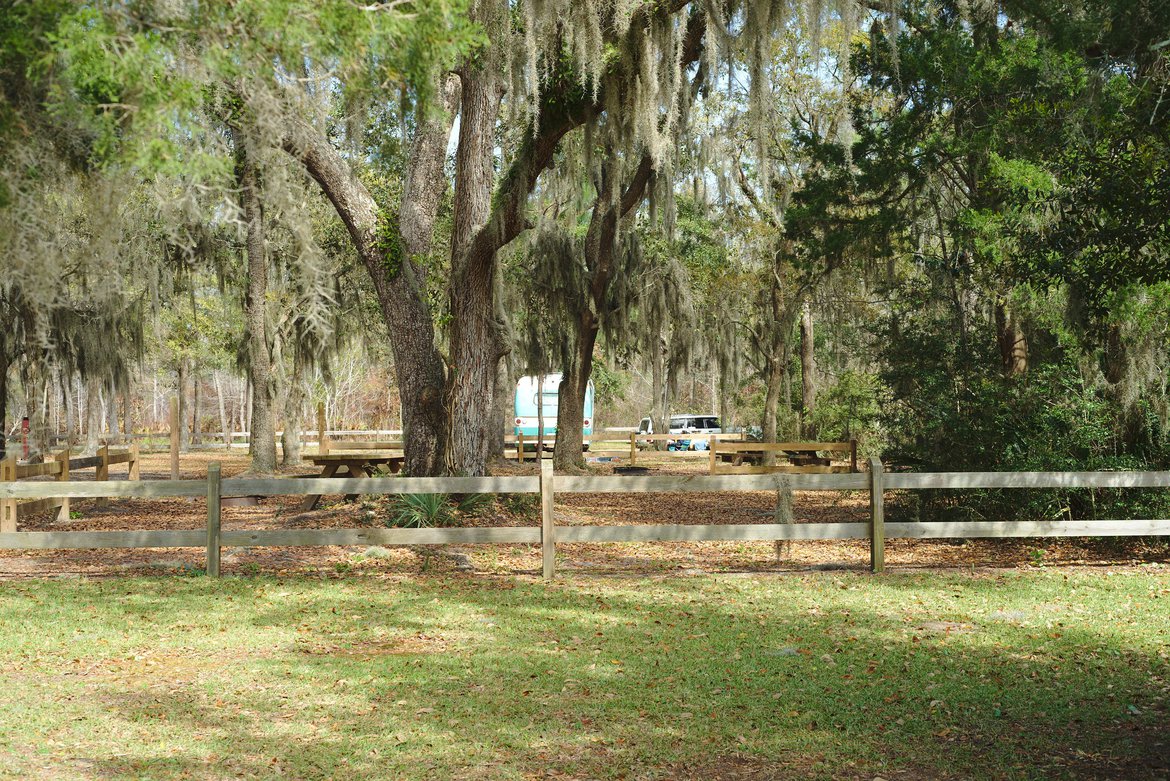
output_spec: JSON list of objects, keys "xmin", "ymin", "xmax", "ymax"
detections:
[{"xmin": 386, "ymin": 493, "xmax": 493, "ymax": 528}]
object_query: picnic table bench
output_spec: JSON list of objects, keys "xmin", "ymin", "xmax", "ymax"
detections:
[
  {"xmin": 709, "ymin": 441, "xmax": 858, "ymax": 475},
  {"xmin": 299, "ymin": 452, "xmax": 405, "ymax": 511}
]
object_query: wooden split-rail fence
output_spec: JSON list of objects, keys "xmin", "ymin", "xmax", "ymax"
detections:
[
  {"xmin": 0, "ymin": 444, "xmax": 140, "ymax": 532},
  {"xmin": 2, "ymin": 458, "xmax": 1169, "ymax": 577}
]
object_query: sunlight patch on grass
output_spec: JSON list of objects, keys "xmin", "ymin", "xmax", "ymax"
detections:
[{"xmin": 0, "ymin": 568, "xmax": 1167, "ymax": 780}]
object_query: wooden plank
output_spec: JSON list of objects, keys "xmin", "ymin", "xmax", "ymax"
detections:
[
  {"xmin": 555, "ymin": 522, "xmax": 871, "ymax": 543},
  {"xmin": 325, "ymin": 441, "xmax": 405, "ymax": 451},
  {"xmin": 56, "ymin": 449, "xmax": 70, "ymax": 522},
  {"xmin": 710, "ymin": 465, "xmax": 850, "ymax": 475},
  {"xmin": 0, "ymin": 480, "xmax": 208, "ymax": 499},
  {"xmin": 712, "ymin": 441, "xmax": 854, "ymax": 453},
  {"xmin": 555, "ymin": 473, "xmax": 870, "ymax": 493},
  {"xmin": 15, "ymin": 497, "xmax": 64, "ymax": 518},
  {"xmin": 884, "ymin": 471, "xmax": 1170, "ymax": 490},
  {"xmin": 541, "ymin": 460, "xmax": 555, "ymax": 579},
  {"xmin": 106, "ymin": 452, "xmax": 132, "ymax": 465},
  {"xmin": 0, "ymin": 530, "xmax": 206, "ymax": 549},
  {"xmin": 94, "ymin": 445, "xmax": 109, "ymax": 510},
  {"xmin": 886, "ymin": 519, "xmax": 1170, "ymax": 539},
  {"xmin": 129, "ymin": 442, "xmax": 140, "ymax": 481},
  {"xmin": 206, "ymin": 463, "xmax": 221, "ymax": 577},
  {"xmin": 309, "ymin": 454, "xmax": 404, "ymax": 464},
  {"xmin": 222, "ymin": 475, "xmax": 542, "ymax": 497},
  {"xmin": 317, "ymin": 402, "xmax": 328, "ymax": 456},
  {"xmin": 14, "ymin": 461, "xmax": 62, "ymax": 479},
  {"xmin": 869, "ymin": 457, "xmax": 884, "ymax": 573},
  {"xmin": 67, "ymin": 455, "xmax": 103, "ymax": 471},
  {"xmin": 0, "ymin": 456, "xmax": 15, "ymax": 532},
  {"xmin": 219, "ymin": 527, "xmax": 541, "ymax": 546}
]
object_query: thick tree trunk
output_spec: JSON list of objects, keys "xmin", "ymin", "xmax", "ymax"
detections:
[
  {"xmin": 83, "ymin": 377, "xmax": 102, "ymax": 457},
  {"xmin": 281, "ymin": 379, "xmax": 304, "ymax": 466},
  {"xmin": 0, "ymin": 353, "xmax": 8, "ymax": 460},
  {"xmin": 106, "ymin": 389, "xmax": 120, "ymax": 443},
  {"xmin": 28, "ymin": 366, "xmax": 50, "ymax": 460},
  {"xmin": 448, "ymin": 62, "xmax": 505, "ymax": 476},
  {"xmin": 1103, "ymin": 324, "xmax": 1126, "ymax": 385},
  {"xmin": 553, "ymin": 325, "xmax": 596, "ymax": 471},
  {"xmin": 799, "ymin": 302, "xmax": 817, "ymax": 438},
  {"xmin": 178, "ymin": 357, "xmax": 191, "ymax": 454},
  {"xmin": 995, "ymin": 297, "xmax": 1028, "ymax": 377},
  {"xmin": 486, "ymin": 355, "xmax": 512, "ymax": 462},
  {"xmin": 763, "ymin": 354, "xmax": 783, "ymax": 445},
  {"xmin": 239, "ymin": 146, "xmax": 277, "ymax": 473}
]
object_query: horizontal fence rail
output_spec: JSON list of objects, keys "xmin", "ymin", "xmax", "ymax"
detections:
[{"xmin": 1, "ymin": 459, "xmax": 1168, "ymax": 576}]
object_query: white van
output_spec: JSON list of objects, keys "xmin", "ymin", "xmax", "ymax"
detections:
[{"xmin": 637, "ymin": 414, "xmax": 722, "ymax": 435}]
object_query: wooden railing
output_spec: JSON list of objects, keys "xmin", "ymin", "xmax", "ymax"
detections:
[
  {"xmin": 3, "ymin": 459, "xmax": 1170, "ymax": 576},
  {"xmin": 0, "ymin": 445, "xmax": 140, "ymax": 531}
]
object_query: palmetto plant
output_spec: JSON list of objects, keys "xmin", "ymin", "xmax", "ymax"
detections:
[{"xmin": 386, "ymin": 493, "xmax": 492, "ymax": 528}]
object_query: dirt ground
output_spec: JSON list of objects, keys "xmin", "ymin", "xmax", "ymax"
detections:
[{"xmin": 2, "ymin": 450, "xmax": 1167, "ymax": 579}]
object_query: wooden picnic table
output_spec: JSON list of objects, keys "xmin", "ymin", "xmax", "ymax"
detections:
[
  {"xmin": 710, "ymin": 441, "xmax": 859, "ymax": 475},
  {"xmin": 299, "ymin": 453, "xmax": 405, "ymax": 511}
]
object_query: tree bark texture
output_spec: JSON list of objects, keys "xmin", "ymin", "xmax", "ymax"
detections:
[
  {"xmin": 83, "ymin": 376, "xmax": 102, "ymax": 457},
  {"xmin": 448, "ymin": 62, "xmax": 505, "ymax": 476},
  {"xmin": 281, "ymin": 379, "xmax": 304, "ymax": 466},
  {"xmin": 0, "ymin": 352, "xmax": 8, "ymax": 460},
  {"xmin": 239, "ymin": 146, "xmax": 277, "ymax": 473},
  {"xmin": 106, "ymin": 388, "xmax": 120, "ymax": 442},
  {"xmin": 799, "ymin": 301, "xmax": 817, "ymax": 438},
  {"xmin": 995, "ymin": 297, "xmax": 1028, "ymax": 377},
  {"xmin": 178, "ymin": 357, "xmax": 191, "ymax": 454},
  {"xmin": 487, "ymin": 354, "xmax": 514, "ymax": 463}
]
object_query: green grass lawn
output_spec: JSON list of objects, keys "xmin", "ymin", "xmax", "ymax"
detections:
[{"xmin": 0, "ymin": 566, "xmax": 1167, "ymax": 780}]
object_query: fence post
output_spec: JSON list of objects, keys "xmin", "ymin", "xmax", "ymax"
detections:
[
  {"xmin": 317, "ymin": 402, "xmax": 329, "ymax": 456},
  {"xmin": 206, "ymin": 462, "xmax": 221, "ymax": 577},
  {"xmin": 708, "ymin": 437, "xmax": 717, "ymax": 475},
  {"xmin": 629, "ymin": 433, "xmax": 637, "ymax": 466},
  {"xmin": 56, "ymin": 448, "xmax": 71, "ymax": 522},
  {"xmin": 1, "ymin": 455, "xmax": 16, "ymax": 533},
  {"xmin": 869, "ymin": 456, "xmax": 885, "ymax": 574},
  {"xmin": 169, "ymin": 397, "xmax": 180, "ymax": 480},
  {"xmin": 95, "ymin": 444, "xmax": 110, "ymax": 509},
  {"xmin": 541, "ymin": 459, "xmax": 555, "ymax": 579},
  {"xmin": 518, "ymin": 432, "xmax": 525, "ymax": 463},
  {"xmin": 128, "ymin": 441, "xmax": 141, "ymax": 481}
]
